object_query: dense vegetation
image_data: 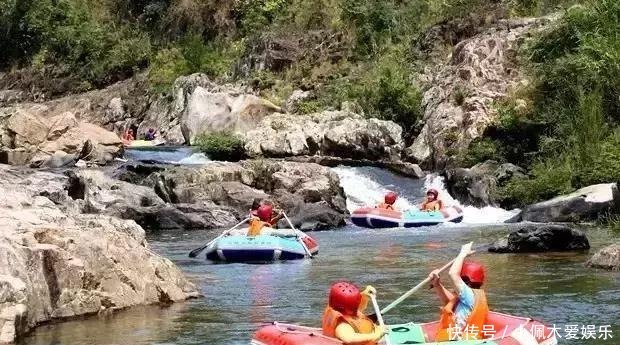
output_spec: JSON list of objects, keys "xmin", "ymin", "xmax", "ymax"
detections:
[
  {"xmin": 5, "ymin": 0, "xmax": 614, "ymax": 207},
  {"xmin": 465, "ymin": 0, "xmax": 620, "ymax": 207},
  {"xmin": 194, "ymin": 131, "xmax": 245, "ymax": 161},
  {"xmin": 0, "ymin": 0, "xmax": 571, "ymax": 132}
]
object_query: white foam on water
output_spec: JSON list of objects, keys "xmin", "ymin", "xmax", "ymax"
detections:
[
  {"xmin": 176, "ymin": 153, "xmax": 211, "ymax": 165},
  {"xmin": 423, "ymin": 174, "xmax": 519, "ymax": 224},
  {"xmin": 332, "ymin": 166, "xmax": 518, "ymax": 224},
  {"xmin": 332, "ymin": 166, "xmax": 417, "ymax": 211}
]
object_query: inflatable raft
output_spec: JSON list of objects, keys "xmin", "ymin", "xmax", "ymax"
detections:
[
  {"xmin": 351, "ymin": 206, "xmax": 464, "ymax": 228},
  {"xmin": 252, "ymin": 312, "xmax": 557, "ymax": 345},
  {"xmin": 204, "ymin": 228, "xmax": 318, "ymax": 262},
  {"xmin": 123, "ymin": 139, "xmax": 166, "ymax": 148}
]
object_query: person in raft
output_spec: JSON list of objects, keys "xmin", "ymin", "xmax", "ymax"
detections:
[
  {"xmin": 376, "ymin": 191, "xmax": 398, "ymax": 210},
  {"xmin": 249, "ymin": 198, "xmax": 283, "ymax": 226},
  {"xmin": 420, "ymin": 188, "xmax": 443, "ymax": 211},
  {"xmin": 247, "ymin": 204, "xmax": 274, "ymax": 236},
  {"xmin": 428, "ymin": 243, "xmax": 488, "ymax": 341},
  {"xmin": 145, "ymin": 128, "xmax": 156, "ymax": 141},
  {"xmin": 322, "ymin": 282, "xmax": 387, "ymax": 344},
  {"xmin": 121, "ymin": 129, "xmax": 134, "ymax": 143}
]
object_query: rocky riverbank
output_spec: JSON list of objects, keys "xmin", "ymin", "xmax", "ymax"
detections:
[{"xmin": 0, "ymin": 165, "xmax": 199, "ymax": 344}]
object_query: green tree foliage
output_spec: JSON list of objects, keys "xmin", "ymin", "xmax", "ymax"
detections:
[
  {"xmin": 194, "ymin": 132, "xmax": 245, "ymax": 161},
  {"xmin": 495, "ymin": 0, "xmax": 620, "ymax": 206}
]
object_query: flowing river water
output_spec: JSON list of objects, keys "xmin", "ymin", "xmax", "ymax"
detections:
[{"xmin": 21, "ymin": 148, "xmax": 620, "ymax": 345}]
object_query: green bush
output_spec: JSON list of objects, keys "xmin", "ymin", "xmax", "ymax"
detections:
[
  {"xmin": 499, "ymin": 157, "xmax": 574, "ymax": 207},
  {"xmin": 349, "ymin": 50, "xmax": 422, "ymax": 133},
  {"xmin": 148, "ymin": 34, "xmax": 243, "ymax": 91},
  {"xmin": 460, "ymin": 138, "xmax": 501, "ymax": 167},
  {"xmin": 2, "ymin": 0, "xmax": 151, "ymax": 84},
  {"xmin": 194, "ymin": 132, "xmax": 246, "ymax": 161}
]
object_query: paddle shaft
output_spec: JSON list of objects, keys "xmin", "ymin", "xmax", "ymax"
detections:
[
  {"xmin": 380, "ymin": 259, "xmax": 455, "ymax": 314},
  {"xmin": 188, "ymin": 218, "xmax": 249, "ymax": 258},
  {"xmin": 282, "ymin": 212, "xmax": 313, "ymax": 258},
  {"xmin": 369, "ymin": 294, "xmax": 390, "ymax": 345}
]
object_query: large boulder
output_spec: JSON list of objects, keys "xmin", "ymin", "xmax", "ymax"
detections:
[
  {"xmin": 244, "ymin": 111, "xmax": 403, "ymax": 161},
  {"xmin": 173, "ymin": 74, "xmax": 281, "ymax": 144},
  {"xmin": 586, "ymin": 243, "xmax": 620, "ymax": 271},
  {"xmin": 404, "ymin": 18, "xmax": 550, "ymax": 168},
  {"xmin": 0, "ymin": 165, "xmax": 198, "ymax": 343},
  {"xmin": 443, "ymin": 160, "xmax": 525, "ymax": 207},
  {"xmin": 508, "ymin": 183, "xmax": 620, "ymax": 223},
  {"xmin": 488, "ymin": 224, "xmax": 590, "ymax": 253},
  {"xmin": 0, "ymin": 107, "xmax": 122, "ymax": 166},
  {"xmin": 148, "ymin": 160, "xmax": 348, "ymax": 229}
]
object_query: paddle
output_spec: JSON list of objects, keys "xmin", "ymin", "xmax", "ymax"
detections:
[
  {"xmin": 282, "ymin": 212, "xmax": 314, "ymax": 258},
  {"xmin": 188, "ymin": 218, "xmax": 250, "ymax": 258},
  {"xmin": 368, "ymin": 292, "xmax": 390, "ymax": 345},
  {"xmin": 380, "ymin": 242, "xmax": 475, "ymax": 315}
]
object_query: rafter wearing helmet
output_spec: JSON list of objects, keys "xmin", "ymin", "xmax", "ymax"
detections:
[
  {"xmin": 322, "ymin": 282, "xmax": 386, "ymax": 345},
  {"xmin": 376, "ymin": 191, "xmax": 398, "ymax": 211},
  {"xmin": 420, "ymin": 188, "xmax": 443, "ymax": 212},
  {"xmin": 427, "ymin": 243, "xmax": 489, "ymax": 341},
  {"xmin": 247, "ymin": 204, "xmax": 273, "ymax": 236}
]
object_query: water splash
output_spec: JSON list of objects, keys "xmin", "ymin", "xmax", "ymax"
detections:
[
  {"xmin": 332, "ymin": 166, "xmax": 517, "ymax": 224},
  {"xmin": 177, "ymin": 153, "xmax": 211, "ymax": 165},
  {"xmin": 423, "ymin": 174, "xmax": 519, "ymax": 224}
]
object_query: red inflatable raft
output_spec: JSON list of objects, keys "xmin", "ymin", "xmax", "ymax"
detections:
[{"xmin": 252, "ymin": 311, "xmax": 557, "ymax": 345}]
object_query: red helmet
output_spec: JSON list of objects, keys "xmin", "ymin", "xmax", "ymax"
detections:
[
  {"xmin": 256, "ymin": 204, "xmax": 273, "ymax": 222},
  {"xmin": 427, "ymin": 189, "xmax": 439, "ymax": 197},
  {"xmin": 384, "ymin": 192, "xmax": 398, "ymax": 205},
  {"xmin": 461, "ymin": 261, "xmax": 485, "ymax": 285},
  {"xmin": 328, "ymin": 282, "xmax": 361, "ymax": 316}
]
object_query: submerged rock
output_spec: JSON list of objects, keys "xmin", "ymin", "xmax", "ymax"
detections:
[
  {"xmin": 0, "ymin": 165, "xmax": 198, "ymax": 343},
  {"xmin": 488, "ymin": 224, "xmax": 590, "ymax": 253},
  {"xmin": 508, "ymin": 183, "xmax": 620, "ymax": 223},
  {"xmin": 586, "ymin": 243, "xmax": 620, "ymax": 271}
]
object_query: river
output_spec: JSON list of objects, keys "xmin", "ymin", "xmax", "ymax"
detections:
[{"xmin": 21, "ymin": 148, "xmax": 620, "ymax": 345}]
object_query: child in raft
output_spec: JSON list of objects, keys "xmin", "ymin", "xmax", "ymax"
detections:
[
  {"xmin": 376, "ymin": 192, "xmax": 398, "ymax": 210},
  {"xmin": 420, "ymin": 188, "xmax": 443, "ymax": 212},
  {"xmin": 428, "ymin": 242, "xmax": 489, "ymax": 341},
  {"xmin": 249, "ymin": 198, "xmax": 283, "ymax": 226},
  {"xmin": 322, "ymin": 282, "xmax": 387, "ymax": 345}
]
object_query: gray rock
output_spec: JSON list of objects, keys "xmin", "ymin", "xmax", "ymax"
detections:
[
  {"xmin": 586, "ymin": 243, "xmax": 620, "ymax": 271},
  {"xmin": 489, "ymin": 224, "xmax": 590, "ymax": 253},
  {"xmin": 405, "ymin": 18, "xmax": 550, "ymax": 168},
  {"xmin": 443, "ymin": 160, "xmax": 500, "ymax": 207},
  {"xmin": 244, "ymin": 111, "xmax": 403, "ymax": 161},
  {"xmin": 514, "ymin": 183, "xmax": 620, "ymax": 223},
  {"xmin": 0, "ymin": 164, "xmax": 198, "ymax": 343}
]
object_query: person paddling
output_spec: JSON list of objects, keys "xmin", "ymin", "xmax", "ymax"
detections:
[
  {"xmin": 322, "ymin": 282, "xmax": 387, "ymax": 345},
  {"xmin": 377, "ymin": 192, "xmax": 398, "ymax": 210},
  {"xmin": 250, "ymin": 199, "xmax": 283, "ymax": 227},
  {"xmin": 247, "ymin": 204, "xmax": 273, "ymax": 236},
  {"xmin": 428, "ymin": 243, "xmax": 489, "ymax": 341},
  {"xmin": 420, "ymin": 189, "xmax": 443, "ymax": 212}
]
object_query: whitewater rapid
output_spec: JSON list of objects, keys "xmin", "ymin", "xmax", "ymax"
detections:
[{"xmin": 332, "ymin": 166, "xmax": 517, "ymax": 224}]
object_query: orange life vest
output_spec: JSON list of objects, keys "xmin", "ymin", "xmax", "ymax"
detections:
[
  {"xmin": 435, "ymin": 289, "xmax": 489, "ymax": 341},
  {"xmin": 322, "ymin": 306, "xmax": 376, "ymax": 345},
  {"xmin": 247, "ymin": 218, "xmax": 268, "ymax": 236},
  {"xmin": 377, "ymin": 203, "xmax": 394, "ymax": 210},
  {"xmin": 421, "ymin": 199, "xmax": 443, "ymax": 211}
]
